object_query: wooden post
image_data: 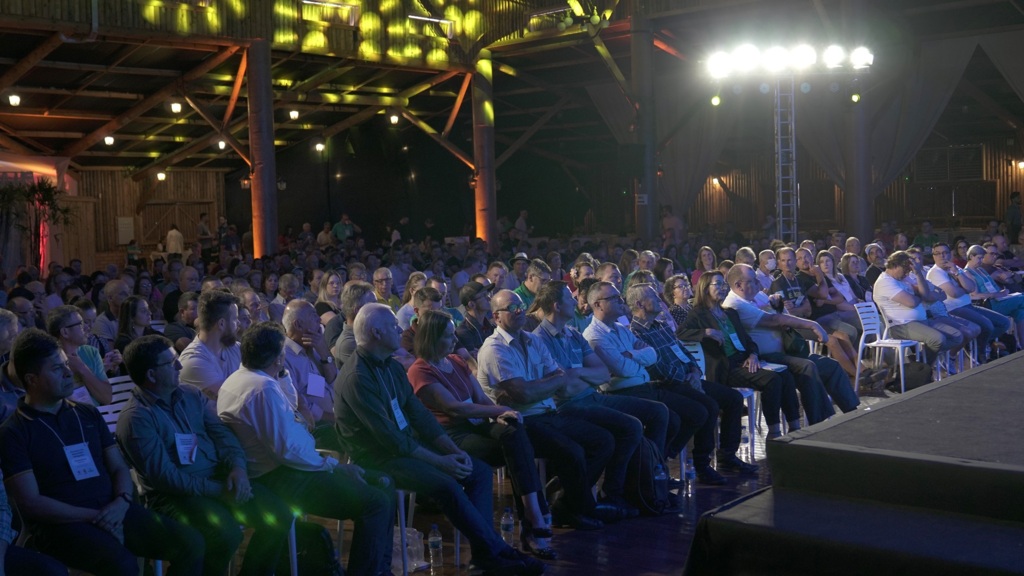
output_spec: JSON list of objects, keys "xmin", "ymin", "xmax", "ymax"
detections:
[
  {"xmin": 471, "ymin": 50, "xmax": 497, "ymax": 251},
  {"xmin": 246, "ymin": 39, "xmax": 277, "ymax": 258}
]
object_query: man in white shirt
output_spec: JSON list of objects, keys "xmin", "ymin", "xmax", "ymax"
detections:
[
  {"xmin": 927, "ymin": 242, "xmax": 1010, "ymax": 361},
  {"xmin": 722, "ymin": 265, "xmax": 859, "ymax": 417},
  {"xmin": 218, "ymin": 322, "xmax": 395, "ymax": 576},
  {"xmin": 755, "ymin": 250, "xmax": 776, "ymax": 292},
  {"xmin": 872, "ymin": 251, "xmax": 959, "ymax": 363},
  {"xmin": 178, "ymin": 290, "xmax": 242, "ymax": 399}
]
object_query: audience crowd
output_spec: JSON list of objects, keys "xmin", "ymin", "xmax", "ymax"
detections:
[{"xmin": 0, "ymin": 209, "xmax": 1019, "ymax": 575}]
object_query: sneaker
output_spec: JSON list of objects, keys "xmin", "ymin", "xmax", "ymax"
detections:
[
  {"xmin": 716, "ymin": 454, "xmax": 760, "ymax": 475},
  {"xmin": 695, "ymin": 465, "xmax": 727, "ymax": 485}
]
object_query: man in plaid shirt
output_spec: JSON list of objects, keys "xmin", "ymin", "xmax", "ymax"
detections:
[{"xmin": 626, "ymin": 283, "xmax": 759, "ymax": 477}]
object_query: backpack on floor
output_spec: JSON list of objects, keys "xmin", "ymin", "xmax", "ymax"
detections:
[
  {"xmin": 277, "ymin": 520, "xmax": 345, "ymax": 576},
  {"xmin": 624, "ymin": 437, "xmax": 670, "ymax": 516},
  {"xmin": 886, "ymin": 360, "xmax": 934, "ymax": 392}
]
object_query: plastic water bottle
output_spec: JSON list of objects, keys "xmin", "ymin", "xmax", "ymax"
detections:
[
  {"xmin": 684, "ymin": 457, "xmax": 696, "ymax": 497},
  {"xmin": 428, "ymin": 524, "xmax": 443, "ymax": 572},
  {"xmin": 500, "ymin": 508, "xmax": 515, "ymax": 545},
  {"xmin": 653, "ymin": 463, "xmax": 669, "ymax": 495}
]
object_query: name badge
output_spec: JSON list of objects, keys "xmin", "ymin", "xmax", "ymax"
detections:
[
  {"xmin": 570, "ymin": 362, "xmax": 583, "ymax": 369},
  {"xmin": 729, "ymin": 332, "xmax": 745, "ymax": 351},
  {"xmin": 306, "ymin": 373, "xmax": 327, "ymax": 398},
  {"xmin": 669, "ymin": 344, "xmax": 688, "ymax": 362},
  {"xmin": 390, "ymin": 397, "xmax": 408, "ymax": 430},
  {"xmin": 175, "ymin": 433, "xmax": 198, "ymax": 465},
  {"xmin": 64, "ymin": 442, "xmax": 100, "ymax": 481}
]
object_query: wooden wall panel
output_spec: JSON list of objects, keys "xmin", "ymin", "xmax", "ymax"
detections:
[
  {"xmin": 76, "ymin": 170, "xmax": 223, "ymax": 254},
  {"xmin": 59, "ymin": 196, "xmax": 98, "ymax": 273}
]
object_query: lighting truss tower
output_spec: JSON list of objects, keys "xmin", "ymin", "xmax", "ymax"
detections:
[{"xmin": 774, "ymin": 76, "xmax": 798, "ymax": 243}]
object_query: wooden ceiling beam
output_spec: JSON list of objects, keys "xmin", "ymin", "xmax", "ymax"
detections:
[
  {"xmin": 0, "ymin": 33, "xmax": 64, "ymax": 94},
  {"xmin": 60, "ymin": 45, "xmax": 241, "ymax": 159}
]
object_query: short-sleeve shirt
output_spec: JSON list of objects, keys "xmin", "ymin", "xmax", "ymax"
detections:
[
  {"xmin": 722, "ymin": 291, "xmax": 784, "ymax": 355},
  {"xmin": 477, "ymin": 327, "xmax": 559, "ymax": 416},
  {"xmin": 872, "ymin": 272, "xmax": 926, "ymax": 325},
  {"xmin": 407, "ymin": 355, "xmax": 477, "ymax": 428},
  {"xmin": 770, "ymin": 273, "xmax": 813, "ymax": 307},
  {"xmin": 0, "ymin": 400, "xmax": 114, "ymax": 509},
  {"xmin": 532, "ymin": 319, "xmax": 597, "ymax": 407},
  {"xmin": 179, "ymin": 338, "xmax": 242, "ymax": 400},
  {"xmin": 925, "ymin": 265, "xmax": 971, "ymax": 311}
]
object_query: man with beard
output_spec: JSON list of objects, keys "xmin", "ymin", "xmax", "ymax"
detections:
[{"xmin": 179, "ymin": 291, "xmax": 241, "ymax": 400}]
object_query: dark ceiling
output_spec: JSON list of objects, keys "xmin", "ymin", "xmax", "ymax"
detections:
[{"xmin": 0, "ymin": 0, "xmax": 1022, "ymax": 178}]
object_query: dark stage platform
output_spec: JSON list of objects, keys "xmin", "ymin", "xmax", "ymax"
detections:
[{"xmin": 684, "ymin": 352, "xmax": 1024, "ymax": 575}]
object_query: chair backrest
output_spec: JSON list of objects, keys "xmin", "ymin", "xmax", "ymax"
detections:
[
  {"xmin": 681, "ymin": 341, "xmax": 706, "ymax": 375},
  {"xmin": 854, "ymin": 301, "xmax": 884, "ymax": 346},
  {"xmin": 96, "ymin": 375, "xmax": 137, "ymax": 433}
]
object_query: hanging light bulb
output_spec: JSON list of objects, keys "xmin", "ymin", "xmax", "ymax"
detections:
[
  {"xmin": 289, "ymin": 110, "xmax": 299, "ymax": 120},
  {"xmin": 103, "ymin": 136, "xmax": 114, "ymax": 146},
  {"xmin": 217, "ymin": 140, "xmax": 226, "ymax": 150},
  {"xmin": 170, "ymin": 102, "xmax": 182, "ymax": 114},
  {"xmin": 157, "ymin": 172, "xmax": 166, "ymax": 181},
  {"xmin": 8, "ymin": 94, "xmax": 20, "ymax": 107}
]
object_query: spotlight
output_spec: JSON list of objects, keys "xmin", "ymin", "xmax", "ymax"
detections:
[
  {"xmin": 711, "ymin": 95, "xmax": 721, "ymax": 106},
  {"xmin": 7, "ymin": 94, "xmax": 19, "ymax": 107},
  {"xmin": 315, "ymin": 142, "xmax": 326, "ymax": 152},
  {"xmin": 103, "ymin": 136, "xmax": 114, "ymax": 146},
  {"xmin": 170, "ymin": 102, "xmax": 182, "ymax": 114},
  {"xmin": 790, "ymin": 44, "xmax": 817, "ymax": 70},
  {"xmin": 707, "ymin": 51, "xmax": 733, "ymax": 79},
  {"xmin": 1018, "ymin": 161, "xmax": 1024, "ymax": 170},
  {"xmin": 218, "ymin": 140, "xmax": 226, "ymax": 150},
  {"xmin": 712, "ymin": 177, "xmax": 720, "ymax": 186},
  {"xmin": 850, "ymin": 47, "xmax": 874, "ymax": 69},
  {"xmin": 289, "ymin": 110, "xmax": 299, "ymax": 120},
  {"xmin": 851, "ymin": 93, "xmax": 861, "ymax": 103},
  {"xmin": 823, "ymin": 45, "xmax": 846, "ymax": 68},
  {"xmin": 761, "ymin": 46, "xmax": 789, "ymax": 72},
  {"xmin": 732, "ymin": 44, "xmax": 760, "ymax": 73},
  {"xmin": 389, "ymin": 114, "xmax": 399, "ymax": 125},
  {"xmin": 157, "ymin": 172, "xmax": 166, "ymax": 181}
]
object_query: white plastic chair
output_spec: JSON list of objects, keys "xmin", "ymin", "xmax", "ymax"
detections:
[
  {"xmin": 681, "ymin": 342, "xmax": 757, "ymax": 460},
  {"xmin": 96, "ymin": 375, "xmax": 137, "ymax": 433},
  {"xmin": 853, "ymin": 302, "xmax": 921, "ymax": 394}
]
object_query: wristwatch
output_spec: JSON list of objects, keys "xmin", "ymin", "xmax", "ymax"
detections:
[{"xmin": 118, "ymin": 491, "xmax": 132, "ymax": 504}]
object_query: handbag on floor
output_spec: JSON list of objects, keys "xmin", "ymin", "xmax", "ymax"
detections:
[{"xmin": 277, "ymin": 520, "xmax": 345, "ymax": 575}]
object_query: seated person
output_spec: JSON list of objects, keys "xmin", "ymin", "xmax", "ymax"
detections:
[
  {"xmin": 282, "ymin": 300, "xmax": 340, "ymax": 449},
  {"xmin": 47, "ymin": 305, "xmax": 112, "ymax": 405},
  {"xmin": 179, "ymin": 290, "xmax": 242, "ymax": 399},
  {"xmin": 114, "ymin": 295, "xmax": 159, "ymax": 354},
  {"xmin": 335, "ymin": 304, "xmax": 543, "ymax": 575},
  {"xmin": 0, "ymin": 469, "xmax": 67, "ymax": 575},
  {"xmin": 455, "ymin": 281, "xmax": 495, "ymax": 356},
  {"xmin": 163, "ymin": 291, "xmax": 199, "ymax": 352},
  {"xmin": 0, "ymin": 329, "xmax": 203, "ymax": 575},
  {"xmin": 681, "ymin": 272, "xmax": 802, "ymax": 439},
  {"xmin": 479, "ymin": 291, "xmax": 628, "ymax": 527},
  {"xmin": 400, "ymin": 286, "xmax": 443, "ymax": 354},
  {"xmin": 117, "ymin": 335, "xmax": 292, "ymax": 576},
  {"xmin": 409, "ymin": 310, "xmax": 555, "ymax": 559},
  {"xmin": 219, "ymin": 322, "xmax": 395, "ymax": 576}
]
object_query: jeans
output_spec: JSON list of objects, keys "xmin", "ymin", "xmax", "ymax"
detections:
[
  {"xmin": 448, "ymin": 420, "xmax": 547, "ymax": 521},
  {"xmin": 888, "ymin": 319, "xmax": 957, "ymax": 363},
  {"xmin": 33, "ymin": 503, "xmax": 204, "ymax": 576},
  {"xmin": 367, "ymin": 454, "xmax": 507, "ymax": 564},
  {"xmin": 557, "ymin": 393, "xmax": 644, "ymax": 500},
  {"xmin": 724, "ymin": 356, "xmax": 800, "ymax": 426},
  {"xmin": 658, "ymin": 380, "xmax": 743, "ymax": 468},
  {"xmin": 523, "ymin": 412, "xmax": 613, "ymax": 515},
  {"xmin": 809, "ymin": 353, "xmax": 860, "ymax": 413},
  {"xmin": 761, "ymin": 352, "xmax": 837, "ymax": 424},
  {"xmin": 259, "ymin": 465, "xmax": 395, "ymax": 576},
  {"xmin": 4, "ymin": 545, "xmax": 66, "ymax": 576},
  {"xmin": 148, "ymin": 483, "xmax": 292, "ymax": 576},
  {"xmin": 949, "ymin": 305, "xmax": 1011, "ymax": 351},
  {"xmin": 605, "ymin": 383, "xmax": 709, "ymax": 458}
]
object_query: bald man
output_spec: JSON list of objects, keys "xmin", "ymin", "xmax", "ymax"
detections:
[{"xmin": 283, "ymin": 299, "xmax": 339, "ymax": 449}]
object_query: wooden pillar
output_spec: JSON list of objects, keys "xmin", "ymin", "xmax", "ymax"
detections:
[
  {"xmin": 472, "ymin": 50, "xmax": 497, "ymax": 251},
  {"xmin": 246, "ymin": 39, "xmax": 278, "ymax": 257}
]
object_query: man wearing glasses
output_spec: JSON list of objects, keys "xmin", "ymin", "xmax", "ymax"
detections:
[
  {"xmin": 372, "ymin": 268, "xmax": 401, "ymax": 312},
  {"xmin": 47, "ymin": 305, "xmax": 111, "ymax": 406},
  {"xmin": 927, "ymin": 243, "xmax": 1010, "ymax": 363},
  {"xmin": 478, "ymin": 290, "xmax": 625, "ymax": 529}
]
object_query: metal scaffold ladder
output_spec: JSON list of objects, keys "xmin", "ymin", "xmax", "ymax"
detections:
[{"xmin": 775, "ymin": 76, "xmax": 798, "ymax": 243}]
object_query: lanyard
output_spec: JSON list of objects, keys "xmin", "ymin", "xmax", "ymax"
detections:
[
  {"xmin": 22, "ymin": 403, "xmax": 87, "ymax": 448},
  {"xmin": 375, "ymin": 366, "xmax": 398, "ymax": 401},
  {"xmin": 140, "ymin": 392, "xmax": 196, "ymax": 436}
]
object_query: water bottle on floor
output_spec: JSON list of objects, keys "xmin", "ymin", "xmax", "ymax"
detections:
[
  {"xmin": 428, "ymin": 524, "xmax": 443, "ymax": 573},
  {"xmin": 500, "ymin": 507, "xmax": 515, "ymax": 545},
  {"xmin": 684, "ymin": 457, "xmax": 696, "ymax": 497}
]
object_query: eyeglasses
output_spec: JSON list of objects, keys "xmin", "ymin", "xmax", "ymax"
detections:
[
  {"xmin": 596, "ymin": 294, "xmax": 623, "ymax": 303},
  {"xmin": 63, "ymin": 322, "xmax": 82, "ymax": 330},
  {"xmin": 933, "ymin": 250, "xmax": 950, "ymax": 257},
  {"xmin": 496, "ymin": 303, "xmax": 526, "ymax": 314},
  {"xmin": 153, "ymin": 358, "xmax": 179, "ymax": 369}
]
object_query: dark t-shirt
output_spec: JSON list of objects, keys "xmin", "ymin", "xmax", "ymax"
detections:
[{"xmin": 0, "ymin": 400, "xmax": 115, "ymax": 509}]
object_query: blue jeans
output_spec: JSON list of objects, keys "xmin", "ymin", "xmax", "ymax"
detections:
[
  {"xmin": 557, "ymin": 393, "xmax": 645, "ymax": 499},
  {"xmin": 605, "ymin": 383, "xmax": 709, "ymax": 459},
  {"xmin": 950, "ymin": 305, "xmax": 1011, "ymax": 352},
  {"xmin": 762, "ymin": 352, "xmax": 839, "ymax": 423}
]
